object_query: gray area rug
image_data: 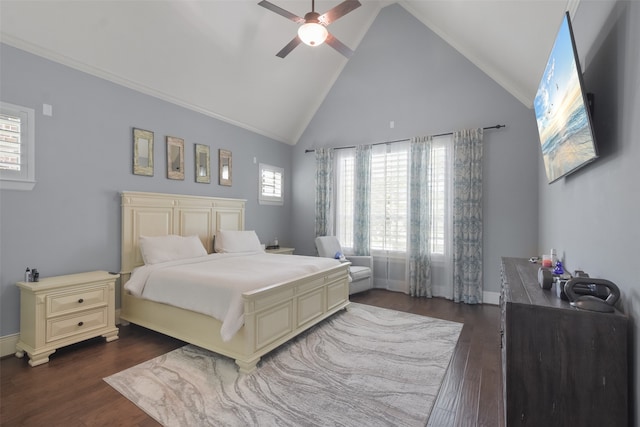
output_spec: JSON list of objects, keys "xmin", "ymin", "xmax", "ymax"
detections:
[{"xmin": 104, "ymin": 303, "xmax": 462, "ymax": 427}]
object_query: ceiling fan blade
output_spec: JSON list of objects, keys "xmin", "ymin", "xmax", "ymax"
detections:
[
  {"xmin": 276, "ymin": 36, "xmax": 302, "ymax": 58},
  {"xmin": 325, "ymin": 33, "xmax": 354, "ymax": 58},
  {"xmin": 318, "ymin": 0, "xmax": 361, "ymax": 26},
  {"xmin": 258, "ymin": 0, "xmax": 305, "ymax": 24}
]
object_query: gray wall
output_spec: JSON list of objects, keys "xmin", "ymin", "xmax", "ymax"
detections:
[
  {"xmin": 0, "ymin": 44, "xmax": 292, "ymax": 336},
  {"xmin": 291, "ymin": 4, "xmax": 540, "ymax": 298},
  {"xmin": 538, "ymin": 1, "xmax": 640, "ymax": 422}
]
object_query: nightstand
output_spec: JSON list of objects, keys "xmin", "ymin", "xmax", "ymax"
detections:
[
  {"xmin": 15, "ymin": 270, "xmax": 119, "ymax": 367},
  {"xmin": 266, "ymin": 247, "xmax": 295, "ymax": 255}
]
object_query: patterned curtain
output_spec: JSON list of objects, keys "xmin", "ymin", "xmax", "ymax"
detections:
[
  {"xmin": 353, "ymin": 145, "xmax": 371, "ymax": 256},
  {"xmin": 315, "ymin": 148, "xmax": 334, "ymax": 237},
  {"xmin": 452, "ymin": 128, "xmax": 483, "ymax": 303},
  {"xmin": 408, "ymin": 137, "xmax": 433, "ymax": 297}
]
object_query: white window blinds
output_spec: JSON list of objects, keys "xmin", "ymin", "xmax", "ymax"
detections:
[
  {"xmin": 259, "ymin": 163, "xmax": 284, "ymax": 205},
  {"xmin": 428, "ymin": 143, "xmax": 448, "ymax": 254},
  {"xmin": 0, "ymin": 102, "xmax": 35, "ymax": 190},
  {"xmin": 370, "ymin": 144, "xmax": 409, "ymax": 253},
  {"xmin": 0, "ymin": 113, "xmax": 21, "ymax": 171},
  {"xmin": 335, "ymin": 150, "xmax": 355, "ymax": 248},
  {"xmin": 333, "ymin": 137, "xmax": 451, "ymax": 256}
]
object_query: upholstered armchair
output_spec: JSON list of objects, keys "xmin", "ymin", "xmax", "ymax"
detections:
[{"xmin": 315, "ymin": 236, "xmax": 373, "ymax": 295}]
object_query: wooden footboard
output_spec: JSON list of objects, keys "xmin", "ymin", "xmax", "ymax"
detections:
[{"xmin": 120, "ymin": 263, "xmax": 350, "ymax": 373}]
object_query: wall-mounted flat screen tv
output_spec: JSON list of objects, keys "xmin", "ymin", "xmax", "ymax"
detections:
[{"xmin": 534, "ymin": 11, "xmax": 598, "ymax": 184}]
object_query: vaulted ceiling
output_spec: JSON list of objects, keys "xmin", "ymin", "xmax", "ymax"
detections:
[{"xmin": 1, "ymin": 1, "xmax": 584, "ymax": 144}]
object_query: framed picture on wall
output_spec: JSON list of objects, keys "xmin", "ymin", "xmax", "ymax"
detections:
[
  {"xmin": 195, "ymin": 144, "xmax": 210, "ymax": 183},
  {"xmin": 167, "ymin": 136, "xmax": 184, "ymax": 180},
  {"xmin": 132, "ymin": 128, "xmax": 154, "ymax": 176},
  {"xmin": 219, "ymin": 149, "xmax": 232, "ymax": 186}
]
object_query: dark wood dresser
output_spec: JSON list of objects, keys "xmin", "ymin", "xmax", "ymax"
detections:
[{"xmin": 500, "ymin": 257, "xmax": 628, "ymax": 426}]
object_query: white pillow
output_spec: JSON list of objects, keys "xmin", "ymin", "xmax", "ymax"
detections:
[
  {"xmin": 215, "ymin": 230, "xmax": 263, "ymax": 253},
  {"xmin": 139, "ymin": 235, "xmax": 207, "ymax": 265}
]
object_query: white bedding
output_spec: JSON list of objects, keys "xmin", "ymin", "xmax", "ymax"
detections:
[{"xmin": 125, "ymin": 252, "xmax": 341, "ymax": 341}]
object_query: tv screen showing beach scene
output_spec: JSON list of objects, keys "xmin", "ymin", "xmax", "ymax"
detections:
[{"xmin": 534, "ymin": 12, "xmax": 598, "ymax": 183}]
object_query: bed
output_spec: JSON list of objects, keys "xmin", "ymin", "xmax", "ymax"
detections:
[{"xmin": 119, "ymin": 191, "xmax": 350, "ymax": 373}]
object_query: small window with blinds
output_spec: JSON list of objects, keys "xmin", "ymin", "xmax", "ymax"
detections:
[
  {"xmin": 0, "ymin": 102, "xmax": 36, "ymax": 190},
  {"xmin": 259, "ymin": 163, "xmax": 284, "ymax": 206}
]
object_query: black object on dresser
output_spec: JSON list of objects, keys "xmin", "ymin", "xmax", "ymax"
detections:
[{"xmin": 500, "ymin": 257, "xmax": 628, "ymax": 426}]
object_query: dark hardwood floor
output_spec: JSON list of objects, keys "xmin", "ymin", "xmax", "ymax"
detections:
[
  {"xmin": 350, "ymin": 290, "xmax": 504, "ymax": 427},
  {"xmin": 1, "ymin": 290, "xmax": 503, "ymax": 426}
]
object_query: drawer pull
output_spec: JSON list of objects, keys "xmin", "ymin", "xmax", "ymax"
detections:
[
  {"xmin": 78, "ymin": 298, "xmax": 84, "ymax": 304},
  {"xmin": 78, "ymin": 321, "xmax": 84, "ymax": 327}
]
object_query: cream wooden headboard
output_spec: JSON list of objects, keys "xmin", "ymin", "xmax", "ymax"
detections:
[{"xmin": 121, "ymin": 191, "xmax": 246, "ymax": 274}]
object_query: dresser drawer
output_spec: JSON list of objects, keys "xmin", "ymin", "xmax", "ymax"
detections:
[
  {"xmin": 47, "ymin": 286, "xmax": 107, "ymax": 317},
  {"xmin": 46, "ymin": 307, "xmax": 108, "ymax": 342}
]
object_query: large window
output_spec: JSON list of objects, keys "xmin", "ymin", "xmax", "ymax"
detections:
[
  {"xmin": 427, "ymin": 143, "xmax": 448, "ymax": 254},
  {"xmin": 334, "ymin": 138, "xmax": 450, "ymax": 256},
  {"xmin": 370, "ymin": 145, "xmax": 409, "ymax": 253},
  {"xmin": 335, "ymin": 151, "xmax": 355, "ymax": 247},
  {"xmin": 0, "ymin": 102, "xmax": 36, "ymax": 190}
]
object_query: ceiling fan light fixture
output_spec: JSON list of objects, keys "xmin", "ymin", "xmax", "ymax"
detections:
[
  {"xmin": 298, "ymin": 22, "xmax": 328, "ymax": 46},
  {"xmin": 258, "ymin": 0, "xmax": 361, "ymax": 57}
]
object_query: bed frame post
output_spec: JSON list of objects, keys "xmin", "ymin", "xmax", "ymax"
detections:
[{"xmin": 235, "ymin": 357, "xmax": 261, "ymax": 374}]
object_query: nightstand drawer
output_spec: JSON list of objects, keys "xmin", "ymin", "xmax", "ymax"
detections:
[
  {"xmin": 47, "ymin": 286, "xmax": 107, "ymax": 317},
  {"xmin": 46, "ymin": 307, "xmax": 108, "ymax": 342}
]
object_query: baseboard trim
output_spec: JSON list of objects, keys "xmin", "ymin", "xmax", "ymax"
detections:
[
  {"xmin": 483, "ymin": 291, "xmax": 500, "ymax": 305},
  {"xmin": 0, "ymin": 333, "xmax": 19, "ymax": 358}
]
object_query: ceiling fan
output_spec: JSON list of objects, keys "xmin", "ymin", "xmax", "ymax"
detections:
[{"xmin": 258, "ymin": 0, "xmax": 362, "ymax": 58}]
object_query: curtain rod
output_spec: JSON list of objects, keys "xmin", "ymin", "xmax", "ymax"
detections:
[{"xmin": 304, "ymin": 124, "xmax": 505, "ymax": 153}]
